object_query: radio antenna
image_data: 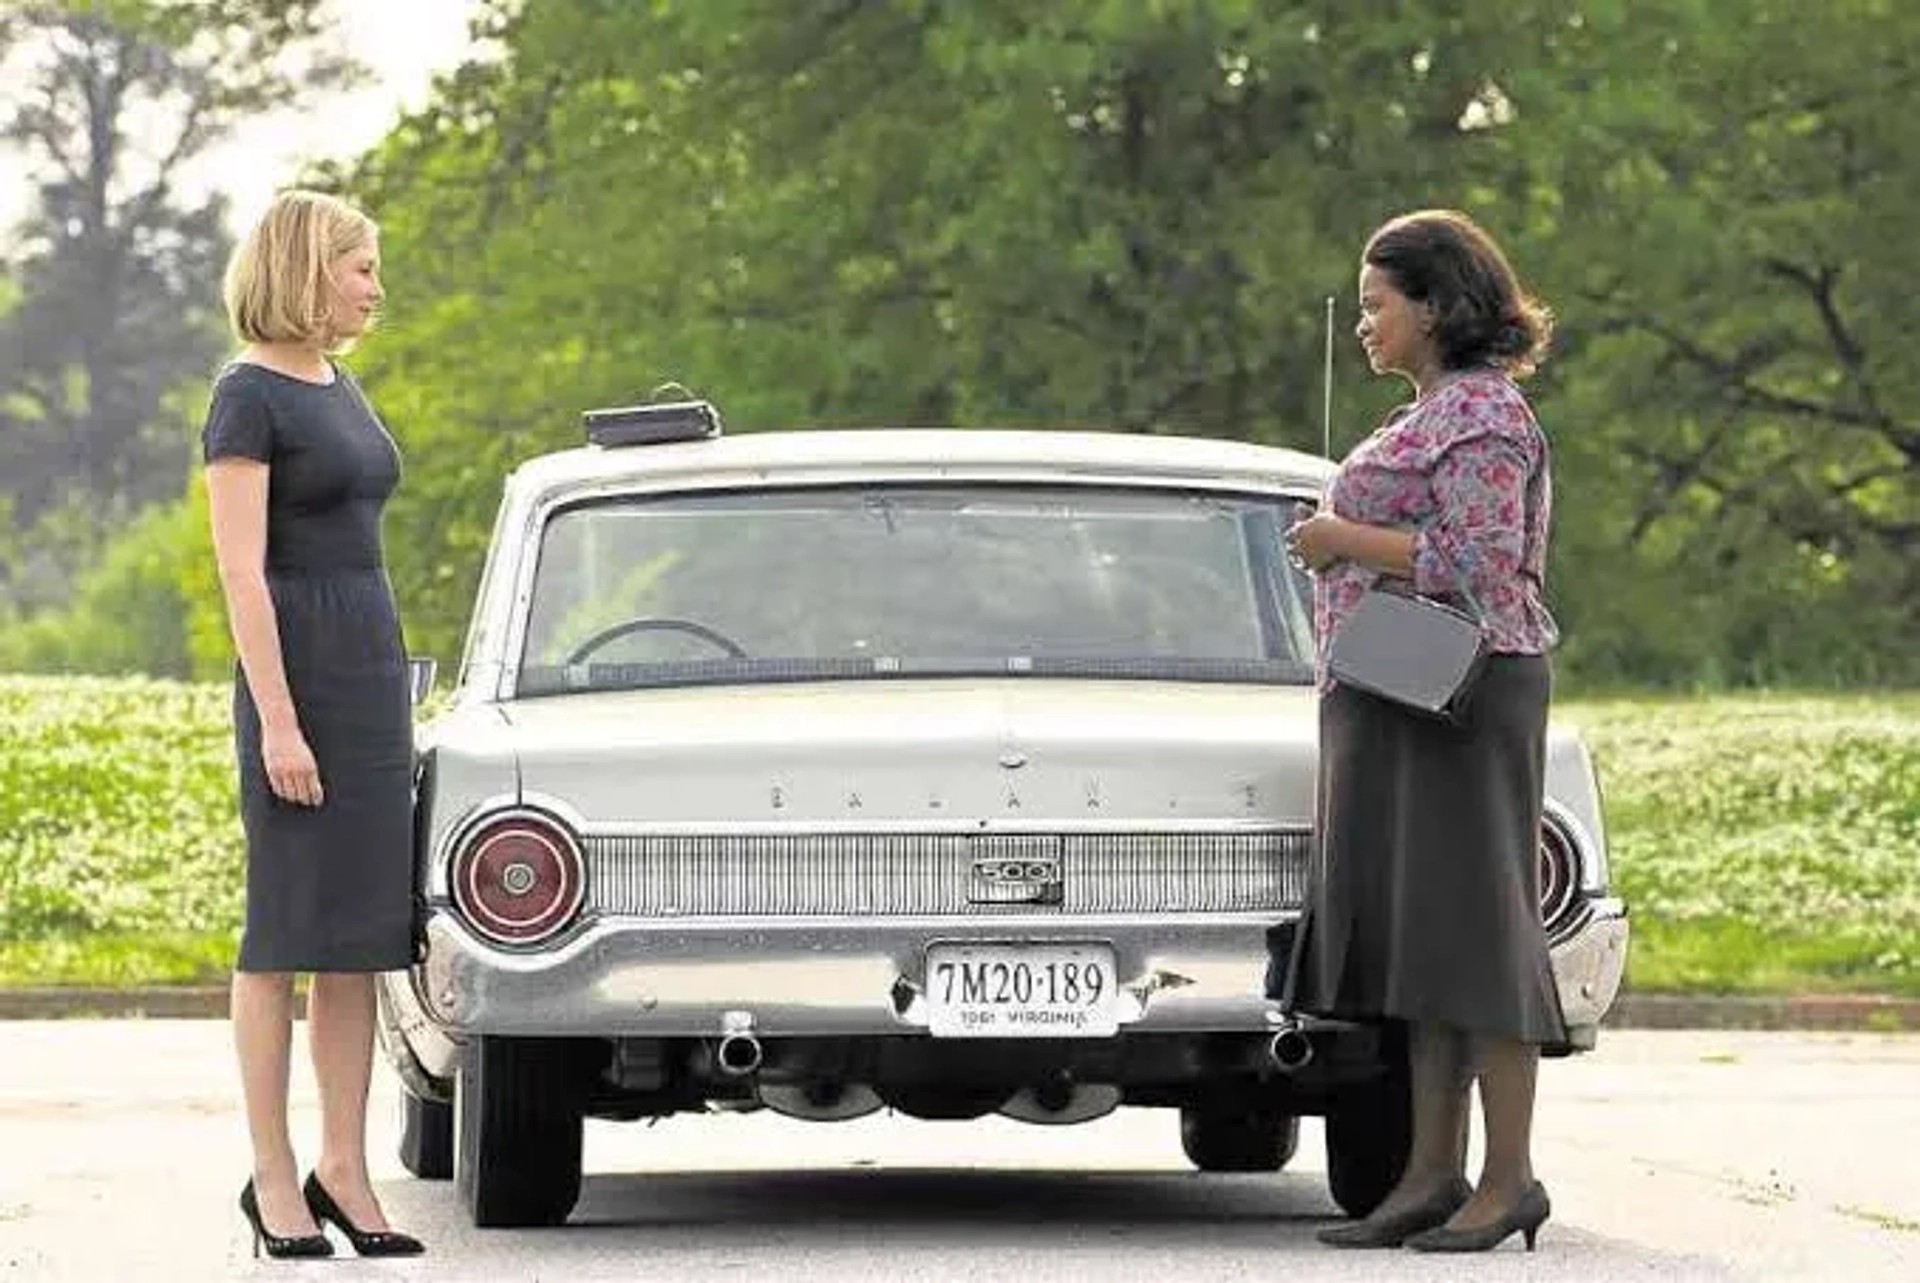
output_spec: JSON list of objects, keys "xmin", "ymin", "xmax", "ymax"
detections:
[{"xmin": 1321, "ymin": 294, "xmax": 1335, "ymax": 459}]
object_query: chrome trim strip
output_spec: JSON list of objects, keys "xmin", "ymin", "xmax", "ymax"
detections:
[{"xmin": 566, "ymin": 816, "xmax": 1306, "ymax": 838}]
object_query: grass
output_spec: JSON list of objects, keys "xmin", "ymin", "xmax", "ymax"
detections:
[
  {"xmin": 1563, "ymin": 690, "xmax": 1920, "ymax": 997},
  {"xmin": 2, "ymin": 676, "xmax": 1916, "ymax": 994},
  {"xmin": 1621, "ymin": 916, "xmax": 1919, "ymax": 997},
  {"xmin": 0, "ymin": 675, "xmax": 243, "ymax": 986},
  {"xmin": 0, "ymin": 930, "xmax": 238, "ymax": 987}
]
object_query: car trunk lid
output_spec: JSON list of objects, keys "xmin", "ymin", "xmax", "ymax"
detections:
[{"xmin": 496, "ymin": 679, "xmax": 1317, "ymax": 827}]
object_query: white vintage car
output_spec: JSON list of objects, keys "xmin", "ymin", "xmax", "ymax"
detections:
[{"xmin": 378, "ymin": 402, "xmax": 1628, "ymax": 1228}]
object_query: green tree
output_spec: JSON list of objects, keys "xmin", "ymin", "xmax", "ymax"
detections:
[
  {"xmin": 167, "ymin": 0, "xmax": 1920, "ymax": 685},
  {"xmin": 0, "ymin": 0, "xmax": 360, "ymax": 617},
  {"xmin": 1499, "ymin": 0, "xmax": 1920, "ymax": 683},
  {"xmin": 346, "ymin": 0, "xmax": 1567, "ymax": 660}
]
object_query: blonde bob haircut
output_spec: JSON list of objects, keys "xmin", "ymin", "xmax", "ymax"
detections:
[{"xmin": 223, "ymin": 189, "xmax": 379, "ymax": 352}]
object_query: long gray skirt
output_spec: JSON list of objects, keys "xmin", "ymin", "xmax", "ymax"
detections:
[
  {"xmin": 1288, "ymin": 655, "xmax": 1566, "ymax": 1045},
  {"xmin": 231, "ymin": 568, "xmax": 415, "ymax": 973}
]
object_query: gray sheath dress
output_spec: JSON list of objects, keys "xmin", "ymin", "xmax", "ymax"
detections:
[{"xmin": 202, "ymin": 361, "xmax": 415, "ymax": 973}]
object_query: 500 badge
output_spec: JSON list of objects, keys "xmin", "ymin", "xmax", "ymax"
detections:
[{"xmin": 967, "ymin": 850, "xmax": 1063, "ymax": 905}]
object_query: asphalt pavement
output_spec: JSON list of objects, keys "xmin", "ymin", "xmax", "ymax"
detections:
[{"xmin": 1, "ymin": 1022, "xmax": 1916, "ymax": 1282}]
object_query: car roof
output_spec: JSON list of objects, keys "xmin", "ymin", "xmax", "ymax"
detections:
[{"xmin": 506, "ymin": 428, "xmax": 1334, "ymax": 499}]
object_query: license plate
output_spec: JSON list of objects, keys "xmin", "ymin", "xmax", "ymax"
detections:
[{"xmin": 925, "ymin": 942, "xmax": 1118, "ymax": 1038}]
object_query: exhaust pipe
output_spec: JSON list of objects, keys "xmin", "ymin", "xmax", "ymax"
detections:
[
  {"xmin": 715, "ymin": 1032, "xmax": 764, "ymax": 1076},
  {"xmin": 1266, "ymin": 1020, "xmax": 1314, "ymax": 1072}
]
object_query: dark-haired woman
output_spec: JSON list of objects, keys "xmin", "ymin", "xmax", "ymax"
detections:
[{"xmin": 1285, "ymin": 209, "xmax": 1562, "ymax": 1253}]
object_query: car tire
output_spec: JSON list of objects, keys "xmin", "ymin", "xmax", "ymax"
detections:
[
  {"xmin": 1179, "ymin": 1105, "xmax": 1300, "ymax": 1172},
  {"xmin": 455, "ymin": 1036, "xmax": 588, "ymax": 1228},
  {"xmin": 398, "ymin": 1088, "xmax": 454, "ymax": 1181},
  {"xmin": 1323, "ymin": 1044, "xmax": 1413, "ymax": 1218}
]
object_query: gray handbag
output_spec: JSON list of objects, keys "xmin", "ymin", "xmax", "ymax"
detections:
[{"xmin": 1326, "ymin": 576, "xmax": 1489, "ymax": 723}]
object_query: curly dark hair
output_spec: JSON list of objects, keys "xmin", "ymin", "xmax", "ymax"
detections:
[{"xmin": 1363, "ymin": 210, "xmax": 1554, "ymax": 378}]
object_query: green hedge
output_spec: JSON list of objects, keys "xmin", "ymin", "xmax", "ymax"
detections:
[
  {"xmin": 1568, "ymin": 692, "xmax": 1920, "ymax": 995},
  {"xmin": 1, "ymin": 675, "xmax": 243, "ymax": 982},
  {"xmin": 2, "ymin": 676, "xmax": 1916, "ymax": 993}
]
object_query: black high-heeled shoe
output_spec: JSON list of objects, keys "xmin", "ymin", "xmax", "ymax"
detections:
[
  {"xmin": 238, "ymin": 1179, "xmax": 333, "ymax": 1260},
  {"xmin": 302, "ymin": 1172, "xmax": 426, "ymax": 1257},
  {"xmin": 1316, "ymin": 1176, "xmax": 1473, "ymax": 1249},
  {"xmin": 1404, "ymin": 1181, "xmax": 1552, "ymax": 1253}
]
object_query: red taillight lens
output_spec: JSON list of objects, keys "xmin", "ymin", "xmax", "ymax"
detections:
[
  {"xmin": 1538, "ymin": 811, "xmax": 1580, "ymax": 940},
  {"xmin": 451, "ymin": 813, "xmax": 586, "ymax": 946}
]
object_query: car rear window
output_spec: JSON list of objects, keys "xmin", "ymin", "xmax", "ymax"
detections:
[{"xmin": 515, "ymin": 483, "xmax": 1315, "ymax": 693}]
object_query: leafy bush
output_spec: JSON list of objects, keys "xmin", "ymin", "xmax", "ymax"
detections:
[
  {"xmin": 1569, "ymin": 692, "xmax": 1920, "ymax": 994},
  {"xmin": 0, "ymin": 497, "xmax": 206, "ymax": 678},
  {"xmin": 0, "ymin": 675, "xmax": 242, "ymax": 960}
]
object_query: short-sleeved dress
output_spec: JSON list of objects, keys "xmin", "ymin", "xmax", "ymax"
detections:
[{"xmin": 202, "ymin": 361, "xmax": 415, "ymax": 973}]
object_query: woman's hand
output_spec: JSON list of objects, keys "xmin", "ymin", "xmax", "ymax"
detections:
[
  {"xmin": 261, "ymin": 721, "xmax": 325, "ymax": 807},
  {"xmin": 1284, "ymin": 512, "xmax": 1350, "ymax": 573}
]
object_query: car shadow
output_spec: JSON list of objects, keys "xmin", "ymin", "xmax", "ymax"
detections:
[{"xmin": 566, "ymin": 1167, "xmax": 1336, "ymax": 1232}]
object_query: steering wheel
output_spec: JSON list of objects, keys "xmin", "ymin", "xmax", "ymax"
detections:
[{"xmin": 563, "ymin": 617, "xmax": 749, "ymax": 665}]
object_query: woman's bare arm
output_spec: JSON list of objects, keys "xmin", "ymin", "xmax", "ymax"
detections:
[
  {"xmin": 206, "ymin": 460, "xmax": 323, "ymax": 807},
  {"xmin": 1286, "ymin": 512, "xmax": 1416, "ymax": 576}
]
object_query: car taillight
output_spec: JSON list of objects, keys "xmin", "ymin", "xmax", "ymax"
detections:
[
  {"xmin": 1538, "ymin": 809, "xmax": 1581, "ymax": 941},
  {"xmin": 451, "ymin": 812, "xmax": 586, "ymax": 946}
]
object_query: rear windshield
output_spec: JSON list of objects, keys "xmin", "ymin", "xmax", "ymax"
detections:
[{"xmin": 515, "ymin": 483, "xmax": 1316, "ymax": 694}]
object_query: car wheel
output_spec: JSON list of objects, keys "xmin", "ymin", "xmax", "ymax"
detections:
[
  {"xmin": 398, "ymin": 1087, "xmax": 453, "ymax": 1180},
  {"xmin": 1179, "ymin": 1105, "xmax": 1300, "ymax": 1172},
  {"xmin": 1323, "ymin": 1050, "xmax": 1413, "ymax": 1218},
  {"xmin": 455, "ymin": 1036, "xmax": 588, "ymax": 1228}
]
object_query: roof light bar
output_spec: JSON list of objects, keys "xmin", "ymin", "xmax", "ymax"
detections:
[{"xmin": 583, "ymin": 398, "xmax": 723, "ymax": 447}]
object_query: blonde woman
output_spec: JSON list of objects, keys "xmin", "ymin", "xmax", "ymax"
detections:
[{"xmin": 204, "ymin": 189, "xmax": 423, "ymax": 1259}]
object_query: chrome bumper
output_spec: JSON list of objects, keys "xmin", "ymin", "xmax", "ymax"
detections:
[
  {"xmin": 413, "ymin": 911, "xmax": 1288, "ymax": 1038},
  {"xmin": 407, "ymin": 894, "xmax": 1630, "ymax": 1043},
  {"xmin": 1552, "ymin": 897, "xmax": 1630, "ymax": 1045}
]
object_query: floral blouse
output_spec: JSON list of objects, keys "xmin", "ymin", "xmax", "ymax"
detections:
[{"xmin": 1314, "ymin": 368, "xmax": 1559, "ymax": 683}]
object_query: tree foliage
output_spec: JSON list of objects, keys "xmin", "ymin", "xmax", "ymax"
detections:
[
  {"xmin": 0, "ymin": 0, "xmax": 358, "ymax": 613},
  {"xmin": 12, "ymin": 0, "xmax": 1918, "ymax": 686},
  {"xmin": 1514, "ymin": 1, "xmax": 1920, "ymax": 683}
]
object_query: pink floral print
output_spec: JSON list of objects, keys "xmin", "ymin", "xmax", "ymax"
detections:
[{"xmin": 1315, "ymin": 369, "xmax": 1559, "ymax": 681}]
